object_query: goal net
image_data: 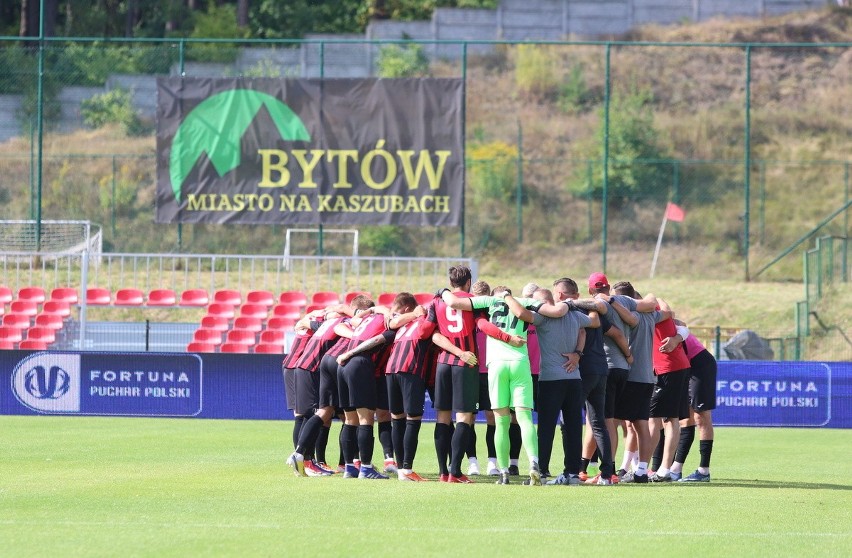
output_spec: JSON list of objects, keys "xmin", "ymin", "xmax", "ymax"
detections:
[
  {"xmin": 0, "ymin": 220, "xmax": 102, "ymax": 256},
  {"xmin": 283, "ymin": 228, "xmax": 359, "ymax": 269}
]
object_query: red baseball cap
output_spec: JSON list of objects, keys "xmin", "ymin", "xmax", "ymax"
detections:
[{"xmin": 588, "ymin": 272, "xmax": 610, "ymax": 290}]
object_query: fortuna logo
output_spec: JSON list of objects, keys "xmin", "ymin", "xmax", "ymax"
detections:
[
  {"xmin": 24, "ymin": 365, "xmax": 70, "ymax": 399},
  {"xmin": 169, "ymin": 89, "xmax": 311, "ymax": 203}
]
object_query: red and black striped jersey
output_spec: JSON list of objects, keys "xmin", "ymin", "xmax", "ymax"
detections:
[
  {"xmin": 292, "ymin": 316, "xmax": 345, "ymax": 373},
  {"xmin": 427, "ymin": 292, "xmax": 477, "ymax": 366},
  {"xmin": 344, "ymin": 313, "xmax": 389, "ymax": 363},
  {"xmin": 385, "ymin": 316, "xmax": 438, "ymax": 380},
  {"xmin": 282, "ymin": 326, "xmax": 315, "ymax": 369}
]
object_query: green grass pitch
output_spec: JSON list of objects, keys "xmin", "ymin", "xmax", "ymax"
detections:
[{"xmin": 2, "ymin": 416, "xmax": 850, "ymax": 557}]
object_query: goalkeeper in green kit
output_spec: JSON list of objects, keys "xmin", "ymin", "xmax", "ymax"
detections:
[{"xmin": 441, "ymin": 286, "xmax": 570, "ymax": 485}]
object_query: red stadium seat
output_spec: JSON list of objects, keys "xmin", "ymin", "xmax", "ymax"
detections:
[
  {"xmin": 311, "ymin": 291, "xmax": 340, "ymax": 307},
  {"xmin": 266, "ymin": 317, "xmax": 297, "ymax": 331},
  {"xmin": 179, "ymin": 289, "xmax": 209, "ymax": 307},
  {"xmin": 147, "ymin": 288, "xmax": 177, "ymax": 306},
  {"xmin": 238, "ymin": 303, "xmax": 268, "ymax": 320},
  {"xmin": 35, "ymin": 313, "xmax": 65, "ymax": 330},
  {"xmin": 26, "ymin": 327, "xmax": 56, "ymax": 343},
  {"xmin": 0, "ymin": 340, "xmax": 15, "ymax": 350},
  {"xmin": 234, "ymin": 316, "xmax": 263, "ymax": 333},
  {"xmin": 206, "ymin": 303, "xmax": 236, "ymax": 319},
  {"xmin": 213, "ymin": 289, "xmax": 242, "ymax": 306},
  {"xmin": 259, "ymin": 329, "xmax": 287, "ymax": 345},
  {"xmin": 246, "ymin": 290, "xmax": 275, "ymax": 307},
  {"xmin": 17, "ymin": 286, "xmax": 46, "ymax": 304},
  {"xmin": 49, "ymin": 287, "xmax": 79, "ymax": 304},
  {"xmin": 220, "ymin": 342, "xmax": 249, "ymax": 354},
  {"xmin": 0, "ymin": 326, "xmax": 23, "ymax": 343},
  {"xmin": 200, "ymin": 315, "xmax": 230, "ymax": 332},
  {"xmin": 304, "ymin": 304, "xmax": 325, "ymax": 314},
  {"xmin": 271, "ymin": 303, "xmax": 301, "ymax": 320},
  {"xmin": 377, "ymin": 292, "xmax": 397, "ymax": 306},
  {"xmin": 10, "ymin": 300, "xmax": 38, "ymax": 317},
  {"xmin": 3, "ymin": 314, "xmax": 31, "ymax": 329},
  {"xmin": 279, "ymin": 290, "xmax": 308, "ymax": 307},
  {"xmin": 186, "ymin": 342, "xmax": 216, "ymax": 353},
  {"xmin": 19, "ymin": 339, "xmax": 48, "ymax": 350},
  {"xmin": 86, "ymin": 287, "xmax": 112, "ymax": 305},
  {"xmin": 0, "ymin": 286, "xmax": 13, "ymax": 305},
  {"xmin": 114, "ymin": 288, "xmax": 145, "ymax": 306},
  {"xmin": 193, "ymin": 328, "xmax": 223, "ymax": 345},
  {"xmin": 226, "ymin": 329, "xmax": 257, "ymax": 345},
  {"xmin": 42, "ymin": 300, "xmax": 71, "ymax": 317},
  {"xmin": 345, "ymin": 291, "xmax": 371, "ymax": 304},
  {"xmin": 254, "ymin": 343, "xmax": 284, "ymax": 354},
  {"xmin": 413, "ymin": 292, "xmax": 434, "ymax": 306}
]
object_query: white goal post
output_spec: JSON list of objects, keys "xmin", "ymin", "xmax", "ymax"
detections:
[
  {"xmin": 0, "ymin": 219, "xmax": 102, "ymax": 258},
  {"xmin": 283, "ymin": 228, "xmax": 359, "ymax": 270}
]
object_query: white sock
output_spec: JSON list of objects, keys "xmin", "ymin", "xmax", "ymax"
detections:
[
  {"xmin": 636, "ymin": 461, "xmax": 648, "ymax": 475},
  {"xmin": 698, "ymin": 466, "xmax": 710, "ymax": 475},
  {"xmin": 620, "ymin": 450, "xmax": 637, "ymax": 472},
  {"xmin": 670, "ymin": 461, "xmax": 683, "ymax": 474},
  {"xmin": 469, "ymin": 457, "xmax": 478, "ymax": 465},
  {"xmin": 510, "ymin": 459, "xmax": 519, "ymax": 466},
  {"xmin": 657, "ymin": 466, "xmax": 670, "ymax": 477}
]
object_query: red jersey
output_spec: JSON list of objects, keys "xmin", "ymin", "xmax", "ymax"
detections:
[
  {"xmin": 282, "ymin": 326, "xmax": 315, "ymax": 369},
  {"xmin": 345, "ymin": 313, "xmax": 389, "ymax": 363},
  {"xmin": 427, "ymin": 292, "xmax": 477, "ymax": 366},
  {"xmin": 385, "ymin": 316, "xmax": 438, "ymax": 380},
  {"xmin": 653, "ymin": 317, "xmax": 691, "ymax": 374},
  {"xmin": 292, "ymin": 316, "xmax": 344, "ymax": 373}
]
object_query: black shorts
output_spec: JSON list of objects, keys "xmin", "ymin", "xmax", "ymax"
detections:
[
  {"xmin": 294, "ymin": 367, "xmax": 320, "ymax": 415},
  {"xmin": 283, "ymin": 366, "xmax": 296, "ymax": 411},
  {"xmin": 477, "ymin": 373, "xmax": 492, "ymax": 412},
  {"xmin": 317, "ymin": 354, "xmax": 340, "ymax": 410},
  {"xmin": 375, "ymin": 374, "xmax": 389, "ymax": 411},
  {"xmin": 337, "ymin": 355, "xmax": 377, "ymax": 410},
  {"xmin": 604, "ymin": 368, "xmax": 630, "ymax": 419},
  {"xmin": 650, "ymin": 368, "xmax": 689, "ymax": 419},
  {"xmin": 387, "ymin": 373, "xmax": 426, "ymax": 417},
  {"xmin": 433, "ymin": 363, "xmax": 479, "ymax": 413},
  {"xmin": 615, "ymin": 381, "xmax": 653, "ymax": 422},
  {"xmin": 689, "ymin": 350, "xmax": 718, "ymax": 412}
]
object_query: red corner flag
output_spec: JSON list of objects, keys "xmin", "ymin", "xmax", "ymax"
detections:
[{"xmin": 665, "ymin": 202, "xmax": 685, "ymax": 222}]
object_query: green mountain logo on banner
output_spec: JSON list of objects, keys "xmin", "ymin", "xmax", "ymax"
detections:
[{"xmin": 169, "ymin": 89, "xmax": 311, "ymax": 202}]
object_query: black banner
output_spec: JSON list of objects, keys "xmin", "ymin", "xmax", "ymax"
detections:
[{"xmin": 156, "ymin": 77, "xmax": 463, "ymax": 226}]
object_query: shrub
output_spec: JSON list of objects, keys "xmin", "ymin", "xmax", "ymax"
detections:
[
  {"xmin": 377, "ymin": 42, "xmax": 429, "ymax": 78},
  {"xmin": 514, "ymin": 44, "xmax": 560, "ymax": 99},
  {"xmin": 81, "ymin": 88, "xmax": 148, "ymax": 136}
]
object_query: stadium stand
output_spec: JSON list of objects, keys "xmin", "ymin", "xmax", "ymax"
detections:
[
  {"xmin": 200, "ymin": 315, "xmax": 230, "ymax": 331},
  {"xmin": 3, "ymin": 314, "xmax": 31, "ymax": 329},
  {"xmin": 86, "ymin": 287, "xmax": 112, "ymax": 305},
  {"xmin": 25, "ymin": 327, "xmax": 56, "ymax": 344},
  {"xmin": 220, "ymin": 342, "xmax": 249, "ymax": 353},
  {"xmin": 246, "ymin": 290, "xmax": 275, "ymax": 307},
  {"xmin": 0, "ymin": 326, "xmax": 23, "ymax": 344},
  {"xmin": 279, "ymin": 290, "xmax": 308, "ymax": 308},
  {"xmin": 179, "ymin": 289, "xmax": 209, "ymax": 307},
  {"xmin": 35, "ymin": 313, "xmax": 65, "ymax": 329},
  {"xmin": 238, "ymin": 303, "xmax": 268, "ymax": 320},
  {"xmin": 254, "ymin": 343, "xmax": 283, "ymax": 354},
  {"xmin": 305, "ymin": 303, "xmax": 325, "ymax": 314},
  {"xmin": 213, "ymin": 289, "xmax": 242, "ymax": 306},
  {"xmin": 42, "ymin": 300, "xmax": 71, "ymax": 317},
  {"xmin": 147, "ymin": 289, "xmax": 177, "ymax": 306},
  {"xmin": 186, "ymin": 342, "xmax": 216, "ymax": 353},
  {"xmin": 10, "ymin": 300, "xmax": 38, "ymax": 317},
  {"xmin": 49, "ymin": 287, "xmax": 79, "ymax": 304},
  {"xmin": 206, "ymin": 303, "xmax": 236, "ymax": 319},
  {"xmin": 114, "ymin": 288, "xmax": 145, "ymax": 306},
  {"xmin": 377, "ymin": 292, "xmax": 397, "ymax": 306},
  {"xmin": 18, "ymin": 340, "xmax": 48, "ymax": 350},
  {"xmin": 310, "ymin": 291, "xmax": 340, "ymax": 307},
  {"xmin": 0, "ymin": 340, "xmax": 15, "ymax": 350},
  {"xmin": 0, "ymin": 285, "xmax": 12, "ymax": 305},
  {"xmin": 266, "ymin": 317, "xmax": 297, "ymax": 331},
  {"xmin": 345, "ymin": 291, "xmax": 371, "ymax": 304},
  {"xmin": 193, "ymin": 328, "xmax": 223, "ymax": 345},
  {"xmin": 234, "ymin": 316, "xmax": 263, "ymax": 333},
  {"xmin": 226, "ymin": 329, "xmax": 256, "ymax": 345},
  {"xmin": 271, "ymin": 303, "xmax": 301, "ymax": 320},
  {"xmin": 413, "ymin": 292, "xmax": 434, "ymax": 305},
  {"xmin": 16, "ymin": 287, "xmax": 46, "ymax": 304},
  {"xmin": 259, "ymin": 329, "xmax": 287, "ymax": 345}
]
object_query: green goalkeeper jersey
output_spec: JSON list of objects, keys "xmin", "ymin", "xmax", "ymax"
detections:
[{"xmin": 471, "ymin": 295, "xmax": 541, "ymax": 363}]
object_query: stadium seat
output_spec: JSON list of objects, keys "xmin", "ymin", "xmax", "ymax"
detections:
[
  {"xmin": 200, "ymin": 315, "xmax": 230, "ymax": 332},
  {"xmin": 246, "ymin": 290, "xmax": 275, "ymax": 307},
  {"xmin": 413, "ymin": 292, "xmax": 434, "ymax": 305},
  {"xmin": 192, "ymin": 328, "xmax": 223, "ymax": 345},
  {"xmin": 271, "ymin": 303, "xmax": 301, "ymax": 320},
  {"xmin": 19, "ymin": 340, "xmax": 48, "ymax": 350},
  {"xmin": 238, "ymin": 303, "xmax": 268, "ymax": 320},
  {"xmin": 10, "ymin": 300, "xmax": 38, "ymax": 317},
  {"xmin": 26, "ymin": 327, "xmax": 56, "ymax": 344},
  {"xmin": 213, "ymin": 289, "xmax": 242, "ymax": 306},
  {"xmin": 226, "ymin": 328, "xmax": 257, "ymax": 345},
  {"xmin": 259, "ymin": 329, "xmax": 287, "ymax": 345},
  {"xmin": 42, "ymin": 300, "xmax": 71, "ymax": 317},
  {"xmin": 86, "ymin": 287, "xmax": 112, "ymax": 305},
  {"xmin": 345, "ymin": 291, "xmax": 371, "ymax": 304},
  {"xmin": 219, "ymin": 342, "xmax": 249, "ymax": 353},
  {"xmin": 304, "ymin": 304, "xmax": 325, "ymax": 314},
  {"xmin": 0, "ymin": 326, "xmax": 23, "ymax": 344},
  {"xmin": 0, "ymin": 285, "xmax": 12, "ymax": 305},
  {"xmin": 147, "ymin": 288, "xmax": 177, "ymax": 306},
  {"xmin": 311, "ymin": 291, "xmax": 340, "ymax": 307},
  {"xmin": 3, "ymin": 314, "xmax": 31, "ymax": 329},
  {"xmin": 254, "ymin": 343, "xmax": 284, "ymax": 354},
  {"xmin": 266, "ymin": 317, "xmax": 297, "ymax": 331},
  {"xmin": 114, "ymin": 288, "xmax": 145, "ymax": 306},
  {"xmin": 377, "ymin": 292, "xmax": 397, "ymax": 306},
  {"xmin": 186, "ymin": 341, "xmax": 216, "ymax": 353},
  {"xmin": 49, "ymin": 287, "xmax": 79, "ymax": 304},
  {"xmin": 17, "ymin": 286, "xmax": 46, "ymax": 304},
  {"xmin": 179, "ymin": 289, "xmax": 209, "ymax": 307},
  {"xmin": 35, "ymin": 313, "xmax": 64, "ymax": 330},
  {"xmin": 279, "ymin": 290, "xmax": 308, "ymax": 307},
  {"xmin": 0, "ymin": 340, "xmax": 15, "ymax": 350},
  {"xmin": 206, "ymin": 303, "xmax": 236, "ymax": 319},
  {"xmin": 234, "ymin": 316, "xmax": 263, "ymax": 333}
]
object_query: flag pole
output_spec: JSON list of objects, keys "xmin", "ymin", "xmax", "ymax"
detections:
[{"xmin": 650, "ymin": 213, "xmax": 668, "ymax": 279}]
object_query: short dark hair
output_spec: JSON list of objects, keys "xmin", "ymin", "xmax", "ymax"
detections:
[
  {"xmin": 471, "ymin": 280, "xmax": 490, "ymax": 296},
  {"xmin": 552, "ymin": 277, "xmax": 578, "ymax": 295},
  {"xmin": 393, "ymin": 292, "xmax": 417, "ymax": 313},
  {"xmin": 349, "ymin": 294, "xmax": 375, "ymax": 310},
  {"xmin": 612, "ymin": 281, "xmax": 635, "ymax": 298},
  {"xmin": 491, "ymin": 285, "xmax": 511, "ymax": 296},
  {"xmin": 448, "ymin": 265, "xmax": 472, "ymax": 289}
]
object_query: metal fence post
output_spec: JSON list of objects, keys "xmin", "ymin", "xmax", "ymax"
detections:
[
  {"xmin": 602, "ymin": 43, "xmax": 611, "ymax": 272},
  {"xmin": 743, "ymin": 45, "xmax": 752, "ymax": 281}
]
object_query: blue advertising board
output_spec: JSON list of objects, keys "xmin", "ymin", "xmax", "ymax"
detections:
[{"xmin": 1, "ymin": 351, "xmax": 850, "ymax": 427}]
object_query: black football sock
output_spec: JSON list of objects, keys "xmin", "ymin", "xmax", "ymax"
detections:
[
  {"xmin": 450, "ymin": 422, "xmax": 472, "ymax": 477},
  {"xmin": 292, "ymin": 415, "xmax": 304, "ymax": 450},
  {"xmin": 434, "ymin": 422, "xmax": 451, "ymax": 475},
  {"xmin": 675, "ymin": 425, "xmax": 696, "ymax": 464},
  {"xmin": 509, "ymin": 422, "xmax": 522, "ymax": 460},
  {"xmin": 699, "ymin": 439, "xmax": 714, "ymax": 469},
  {"xmin": 580, "ymin": 457, "xmax": 591, "ymax": 474},
  {"xmin": 315, "ymin": 424, "xmax": 331, "ymax": 465},
  {"xmin": 486, "ymin": 424, "xmax": 496, "ymax": 459},
  {"xmin": 357, "ymin": 424, "xmax": 376, "ymax": 465},
  {"xmin": 378, "ymin": 420, "xmax": 394, "ymax": 460},
  {"xmin": 651, "ymin": 431, "xmax": 665, "ymax": 472},
  {"xmin": 391, "ymin": 418, "xmax": 406, "ymax": 465},
  {"xmin": 341, "ymin": 424, "xmax": 357, "ymax": 464},
  {"xmin": 403, "ymin": 419, "xmax": 422, "ymax": 470},
  {"xmin": 466, "ymin": 424, "xmax": 478, "ymax": 459},
  {"xmin": 295, "ymin": 414, "xmax": 323, "ymax": 457}
]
